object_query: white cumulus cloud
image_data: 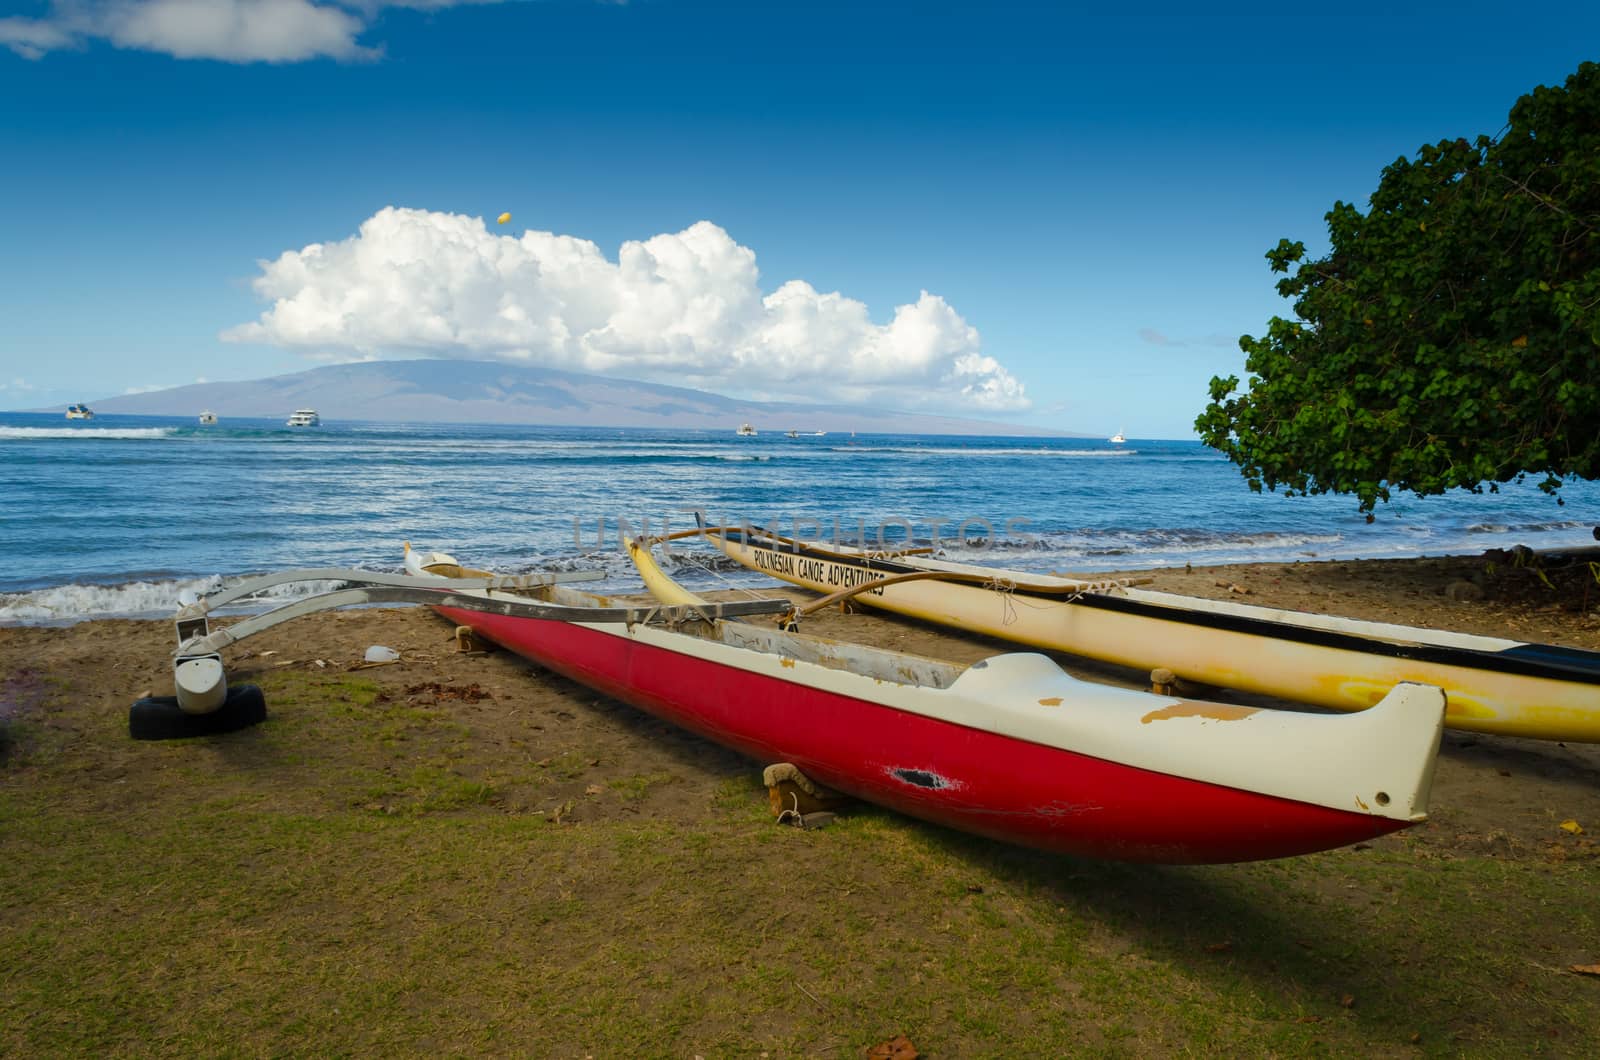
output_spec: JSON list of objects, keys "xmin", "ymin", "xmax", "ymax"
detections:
[
  {"xmin": 224, "ymin": 207, "xmax": 1029, "ymax": 412},
  {"xmin": 0, "ymin": 1, "xmax": 510, "ymax": 63}
]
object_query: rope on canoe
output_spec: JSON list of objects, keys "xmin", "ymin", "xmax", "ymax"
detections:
[{"xmin": 982, "ymin": 576, "xmax": 1020, "ymax": 626}]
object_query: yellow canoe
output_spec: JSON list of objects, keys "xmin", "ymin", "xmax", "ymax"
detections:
[{"xmin": 690, "ymin": 525, "xmax": 1600, "ymax": 743}]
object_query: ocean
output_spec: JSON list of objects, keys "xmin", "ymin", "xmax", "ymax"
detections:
[{"xmin": 3, "ymin": 411, "xmax": 1596, "ymax": 625}]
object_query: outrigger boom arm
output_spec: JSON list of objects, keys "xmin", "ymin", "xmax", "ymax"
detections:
[
  {"xmin": 176, "ymin": 566, "xmax": 606, "ymax": 624},
  {"xmin": 166, "ymin": 565, "xmax": 790, "ymax": 715},
  {"xmin": 176, "ymin": 583, "xmax": 793, "ymax": 658}
]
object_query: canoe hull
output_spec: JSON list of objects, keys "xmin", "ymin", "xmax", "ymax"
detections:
[
  {"xmin": 437, "ymin": 604, "xmax": 1414, "ymax": 863},
  {"xmin": 705, "ymin": 535, "xmax": 1600, "ymax": 742}
]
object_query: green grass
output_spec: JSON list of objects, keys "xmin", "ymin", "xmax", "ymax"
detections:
[{"xmin": 4, "ymin": 673, "xmax": 1599, "ymax": 1056}]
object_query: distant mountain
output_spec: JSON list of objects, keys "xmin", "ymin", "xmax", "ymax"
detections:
[{"xmin": 62, "ymin": 359, "xmax": 1080, "ymax": 437}]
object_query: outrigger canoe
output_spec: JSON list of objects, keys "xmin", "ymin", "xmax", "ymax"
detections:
[
  {"xmin": 396, "ymin": 542, "xmax": 1445, "ymax": 863},
  {"xmin": 686, "ymin": 525, "xmax": 1600, "ymax": 743}
]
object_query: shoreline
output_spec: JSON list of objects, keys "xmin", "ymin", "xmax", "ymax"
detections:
[{"xmin": 6, "ymin": 542, "xmax": 1600, "ymax": 632}]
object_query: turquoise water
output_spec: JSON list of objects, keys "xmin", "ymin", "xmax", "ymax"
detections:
[{"xmin": 2, "ymin": 411, "xmax": 1595, "ymax": 623}]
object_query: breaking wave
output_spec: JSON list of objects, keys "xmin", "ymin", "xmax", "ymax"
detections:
[
  {"xmin": 827, "ymin": 445, "xmax": 1137, "ymax": 457},
  {"xmin": 1465, "ymin": 520, "xmax": 1590, "ymax": 534},
  {"xmin": 0, "ymin": 573, "xmax": 364, "ymax": 626}
]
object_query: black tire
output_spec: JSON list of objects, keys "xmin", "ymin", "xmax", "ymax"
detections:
[{"xmin": 129, "ymin": 684, "xmax": 267, "ymax": 741}]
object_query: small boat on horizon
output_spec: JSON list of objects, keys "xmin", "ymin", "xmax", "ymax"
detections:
[
  {"xmin": 1109, "ymin": 428, "xmax": 1126, "ymax": 443},
  {"xmin": 198, "ymin": 410, "xmax": 218, "ymax": 426},
  {"xmin": 286, "ymin": 408, "xmax": 320, "ymax": 427},
  {"xmin": 736, "ymin": 423, "xmax": 757, "ymax": 437},
  {"xmin": 65, "ymin": 403, "xmax": 94, "ymax": 420}
]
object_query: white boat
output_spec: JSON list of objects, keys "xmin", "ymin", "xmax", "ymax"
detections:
[
  {"xmin": 1109, "ymin": 429, "xmax": 1126, "ymax": 444},
  {"xmin": 286, "ymin": 409, "xmax": 321, "ymax": 427},
  {"xmin": 65, "ymin": 404, "xmax": 94, "ymax": 420},
  {"xmin": 198, "ymin": 410, "xmax": 218, "ymax": 426},
  {"xmin": 736, "ymin": 423, "xmax": 757, "ymax": 437}
]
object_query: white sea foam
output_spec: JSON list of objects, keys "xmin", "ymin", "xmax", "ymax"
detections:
[
  {"xmin": 0, "ymin": 427, "xmax": 176, "ymax": 440},
  {"xmin": 0, "ymin": 576, "xmax": 221, "ymax": 625},
  {"xmin": 0, "ymin": 574, "xmax": 354, "ymax": 626},
  {"xmin": 828, "ymin": 445, "xmax": 1136, "ymax": 457}
]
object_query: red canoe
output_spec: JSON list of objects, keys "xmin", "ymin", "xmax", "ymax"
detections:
[{"xmin": 407, "ymin": 544, "xmax": 1446, "ymax": 864}]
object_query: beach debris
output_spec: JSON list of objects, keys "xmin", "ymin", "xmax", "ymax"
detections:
[
  {"xmin": 1214, "ymin": 580, "xmax": 1251, "ymax": 595},
  {"xmin": 364, "ymin": 645, "xmax": 400, "ymax": 664},
  {"xmin": 496, "ymin": 212, "xmax": 511, "ymax": 224},
  {"xmin": 1571, "ymin": 963, "xmax": 1600, "ymax": 977},
  {"xmin": 1560, "ymin": 819, "xmax": 1584, "ymax": 835},
  {"xmin": 584, "ymin": 783, "xmax": 604, "ymax": 796},
  {"xmin": 865, "ymin": 1034, "xmax": 918, "ymax": 1060},
  {"xmin": 404, "ymin": 681, "xmax": 493, "ymax": 703}
]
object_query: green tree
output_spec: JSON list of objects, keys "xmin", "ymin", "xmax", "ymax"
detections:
[{"xmin": 1197, "ymin": 62, "xmax": 1600, "ymax": 517}]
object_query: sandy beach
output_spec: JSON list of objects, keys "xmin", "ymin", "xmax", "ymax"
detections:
[{"xmin": 4, "ymin": 551, "xmax": 1598, "ymax": 1054}]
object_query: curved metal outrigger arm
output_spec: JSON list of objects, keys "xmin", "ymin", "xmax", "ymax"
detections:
[
  {"xmin": 164, "ymin": 560, "xmax": 788, "ymax": 714},
  {"xmin": 180, "ymin": 566, "xmax": 605, "ymax": 620},
  {"xmin": 175, "ymin": 585, "xmax": 793, "ymax": 658}
]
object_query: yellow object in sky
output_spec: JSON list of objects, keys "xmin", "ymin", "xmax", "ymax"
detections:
[{"xmin": 496, "ymin": 212, "xmax": 511, "ymax": 225}]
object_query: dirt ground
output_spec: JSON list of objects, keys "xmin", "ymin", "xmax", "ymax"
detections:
[{"xmin": 4, "ymin": 550, "xmax": 1598, "ymax": 858}]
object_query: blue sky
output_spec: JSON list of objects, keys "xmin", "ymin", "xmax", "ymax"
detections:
[{"xmin": 2, "ymin": 1, "xmax": 1597, "ymax": 437}]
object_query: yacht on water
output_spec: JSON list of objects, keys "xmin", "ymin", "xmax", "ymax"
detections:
[
  {"xmin": 1109, "ymin": 428, "xmax": 1126, "ymax": 444},
  {"xmin": 65, "ymin": 403, "xmax": 94, "ymax": 420},
  {"xmin": 286, "ymin": 409, "xmax": 321, "ymax": 427},
  {"xmin": 199, "ymin": 410, "xmax": 218, "ymax": 426},
  {"xmin": 736, "ymin": 423, "xmax": 757, "ymax": 436}
]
